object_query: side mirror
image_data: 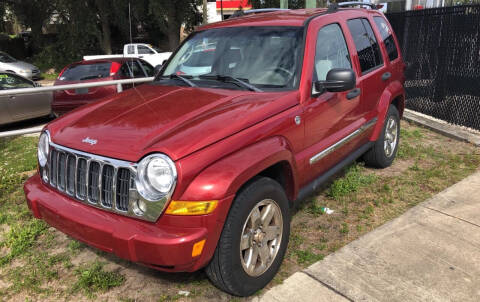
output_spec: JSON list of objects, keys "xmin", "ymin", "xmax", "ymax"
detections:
[
  {"xmin": 313, "ymin": 68, "xmax": 356, "ymax": 96},
  {"xmin": 153, "ymin": 65, "xmax": 163, "ymax": 76}
]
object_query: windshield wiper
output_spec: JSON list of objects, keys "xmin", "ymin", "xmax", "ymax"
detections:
[
  {"xmin": 199, "ymin": 75, "xmax": 262, "ymax": 92},
  {"xmin": 159, "ymin": 74, "xmax": 197, "ymax": 87}
]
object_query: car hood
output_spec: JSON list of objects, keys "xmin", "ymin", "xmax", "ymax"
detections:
[
  {"xmin": 49, "ymin": 84, "xmax": 298, "ymax": 162},
  {"xmin": 1, "ymin": 60, "xmax": 37, "ymax": 71}
]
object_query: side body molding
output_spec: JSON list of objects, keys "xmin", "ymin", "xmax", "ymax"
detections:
[{"xmin": 370, "ymin": 80, "xmax": 405, "ymax": 141}]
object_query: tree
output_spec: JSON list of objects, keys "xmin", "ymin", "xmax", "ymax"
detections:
[
  {"xmin": 149, "ymin": 0, "xmax": 201, "ymax": 50},
  {"xmin": 6, "ymin": 0, "xmax": 56, "ymax": 47},
  {"xmin": 249, "ymin": 0, "xmax": 306, "ymax": 9}
]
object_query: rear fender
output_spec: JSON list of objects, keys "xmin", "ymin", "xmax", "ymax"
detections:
[{"xmin": 370, "ymin": 80, "xmax": 405, "ymax": 141}]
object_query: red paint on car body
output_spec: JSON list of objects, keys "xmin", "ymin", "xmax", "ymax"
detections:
[{"xmin": 25, "ymin": 8, "xmax": 405, "ymax": 273}]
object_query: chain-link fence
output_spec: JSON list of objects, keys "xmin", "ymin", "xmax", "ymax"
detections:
[{"xmin": 386, "ymin": 5, "xmax": 480, "ymax": 130}]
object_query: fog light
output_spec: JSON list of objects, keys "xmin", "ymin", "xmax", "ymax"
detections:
[
  {"xmin": 192, "ymin": 239, "xmax": 206, "ymax": 257},
  {"xmin": 165, "ymin": 200, "xmax": 218, "ymax": 216},
  {"xmin": 132, "ymin": 199, "xmax": 147, "ymax": 216}
]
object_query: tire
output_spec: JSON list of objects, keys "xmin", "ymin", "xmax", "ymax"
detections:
[
  {"xmin": 205, "ymin": 177, "xmax": 290, "ymax": 296},
  {"xmin": 363, "ymin": 105, "xmax": 400, "ymax": 168}
]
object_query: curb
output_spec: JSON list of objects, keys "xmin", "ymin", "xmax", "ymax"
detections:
[{"xmin": 403, "ymin": 109, "xmax": 480, "ymax": 146}]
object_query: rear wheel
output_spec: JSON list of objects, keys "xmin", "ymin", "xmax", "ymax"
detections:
[
  {"xmin": 364, "ymin": 105, "xmax": 400, "ymax": 168},
  {"xmin": 205, "ymin": 177, "xmax": 290, "ymax": 296}
]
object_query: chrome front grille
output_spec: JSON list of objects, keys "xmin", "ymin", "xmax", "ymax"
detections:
[{"xmin": 47, "ymin": 143, "xmax": 133, "ymax": 214}]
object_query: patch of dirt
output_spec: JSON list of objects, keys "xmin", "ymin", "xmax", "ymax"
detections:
[{"xmin": 371, "ymin": 158, "xmax": 414, "ymax": 177}]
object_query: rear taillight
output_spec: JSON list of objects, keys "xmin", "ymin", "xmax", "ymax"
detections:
[{"xmin": 110, "ymin": 62, "xmax": 121, "ymax": 76}]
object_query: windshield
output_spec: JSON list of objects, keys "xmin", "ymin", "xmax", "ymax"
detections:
[
  {"xmin": 0, "ymin": 52, "xmax": 17, "ymax": 63},
  {"xmin": 160, "ymin": 26, "xmax": 303, "ymax": 91},
  {"xmin": 59, "ymin": 62, "xmax": 112, "ymax": 81}
]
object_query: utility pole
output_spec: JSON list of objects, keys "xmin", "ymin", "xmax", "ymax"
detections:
[
  {"xmin": 221, "ymin": 0, "xmax": 224, "ymax": 20},
  {"xmin": 203, "ymin": 0, "xmax": 208, "ymax": 24}
]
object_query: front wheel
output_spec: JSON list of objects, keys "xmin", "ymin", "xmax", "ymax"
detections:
[
  {"xmin": 363, "ymin": 105, "xmax": 400, "ymax": 168},
  {"xmin": 205, "ymin": 177, "xmax": 290, "ymax": 296}
]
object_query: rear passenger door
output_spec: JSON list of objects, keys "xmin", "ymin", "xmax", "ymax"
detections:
[{"xmin": 346, "ymin": 17, "xmax": 388, "ymax": 118}]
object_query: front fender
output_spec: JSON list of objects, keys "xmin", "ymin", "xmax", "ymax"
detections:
[
  {"xmin": 179, "ymin": 136, "xmax": 298, "ymax": 202},
  {"xmin": 370, "ymin": 80, "xmax": 405, "ymax": 141}
]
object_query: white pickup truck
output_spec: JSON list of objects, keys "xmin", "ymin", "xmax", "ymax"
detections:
[{"xmin": 84, "ymin": 43, "xmax": 172, "ymax": 68}]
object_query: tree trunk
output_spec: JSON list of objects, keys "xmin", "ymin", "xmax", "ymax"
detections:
[
  {"xmin": 166, "ymin": 8, "xmax": 180, "ymax": 51},
  {"xmin": 100, "ymin": 17, "xmax": 112, "ymax": 54}
]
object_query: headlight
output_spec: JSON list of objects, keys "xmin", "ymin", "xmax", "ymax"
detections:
[
  {"xmin": 38, "ymin": 132, "xmax": 49, "ymax": 167},
  {"xmin": 135, "ymin": 154, "xmax": 177, "ymax": 201}
]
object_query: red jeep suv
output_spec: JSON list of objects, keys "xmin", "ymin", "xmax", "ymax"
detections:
[{"xmin": 25, "ymin": 5, "xmax": 405, "ymax": 296}]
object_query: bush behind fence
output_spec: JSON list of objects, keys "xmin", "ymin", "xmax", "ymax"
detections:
[{"xmin": 387, "ymin": 5, "xmax": 480, "ymax": 130}]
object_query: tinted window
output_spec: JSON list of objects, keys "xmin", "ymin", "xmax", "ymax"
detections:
[
  {"xmin": 347, "ymin": 18, "xmax": 383, "ymax": 73},
  {"xmin": 127, "ymin": 45, "xmax": 135, "ymax": 54},
  {"xmin": 139, "ymin": 60, "xmax": 154, "ymax": 76},
  {"xmin": 0, "ymin": 73, "xmax": 33, "ymax": 89},
  {"xmin": 59, "ymin": 62, "xmax": 111, "ymax": 81},
  {"xmin": 0, "ymin": 52, "xmax": 16, "ymax": 63},
  {"xmin": 138, "ymin": 46, "xmax": 154, "ymax": 55},
  {"xmin": 128, "ymin": 61, "xmax": 146, "ymax": 78},
  {"xmin": 314, "ymin": 24, "xmax": 351, "ymax": 81},
  {"xmin": 374, "ymin": 17, "xmax": 398, "ymax": 62}
]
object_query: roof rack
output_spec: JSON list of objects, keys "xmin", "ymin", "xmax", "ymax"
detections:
[
  {"xmin": 231, "ymin": 8, "xmax": 289, "ymax": 18},
  {"xmin": 327, "ymin": 1, "xmax": 379, "ymax": 12}
]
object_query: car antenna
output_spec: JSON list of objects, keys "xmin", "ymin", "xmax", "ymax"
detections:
[{"xmin": 129, "ymin": 1, "xmax": 135, "ymax": 88}]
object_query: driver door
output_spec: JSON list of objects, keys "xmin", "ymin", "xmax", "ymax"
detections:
[{"xmin": 302, "ymin": 20, "xmax": 364, "ymax": 183}]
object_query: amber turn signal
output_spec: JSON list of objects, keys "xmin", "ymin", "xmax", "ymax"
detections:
[
  {"xmin": 165, "ymin": 200, "xmax": 218, "ymax": 215},
  {"xmin": 192, "ymin": 239, "xmax": 206, "ymax": 257}
]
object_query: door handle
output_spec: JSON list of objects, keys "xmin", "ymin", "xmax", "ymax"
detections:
[
  {"xmin": 381, "ymin": 72, "xmax": 392, "ymax": 81},
  {"xmin": 346, "ymin": 88, "xmax": 361, "ymax": 100},
  {"xmin": 9, "ymin": 95, "xmax": 16, "ymax": 100}
]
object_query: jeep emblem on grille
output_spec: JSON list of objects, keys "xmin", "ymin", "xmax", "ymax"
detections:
[{"xmin": 82, "ymin": 137, "xmax": 97, "ymax": 145}]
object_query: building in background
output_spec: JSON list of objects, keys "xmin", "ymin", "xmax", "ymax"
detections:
[{"xmin": 205, "ymin": 0, "xmax": 252, "ymax": 23}]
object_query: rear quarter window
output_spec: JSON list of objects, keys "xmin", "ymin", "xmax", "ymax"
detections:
[
  {"xmin": 59, "ymin": 62, "xmax": 112, "ymax": 81},
  {"xmin": 347, "ymin": 18, "xmax": 383, "ymax": 74},
  {"xmin": 373, "ymin": 16, "xmax": 399, "ymax": 62}
]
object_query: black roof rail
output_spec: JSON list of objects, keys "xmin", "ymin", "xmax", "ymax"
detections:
[
  {"xmin": 327, "ymin": 1, "xmax": 379, "ymax": 13},
  {"xmin": 231, "ymin": 8, "xmax": 289, "ymax": 18}
]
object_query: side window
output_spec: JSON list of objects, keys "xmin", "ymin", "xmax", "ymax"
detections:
[
  {"xmin": 127, "ymin": 45, "xmax": 135, "ymax": 54},
  {"xmin": 139, "ymin": 60, "xmax": 154, "ymax": 76},
  {"xmin": 119, "ymin": 63, "xmax": 132, "ymax": 78},
  {"xmin": 0, "ymin": 73, "xmax": 33, "ymax": 89},
  {"xmin": 313, "ymin": 23, "xmax": 351, "ymax": 81},
  {"xmin": 138, "ymin": 46, "xmax": 155, "ymax": 55},
  {"xmin": 129, "ymin": 61, "xmax": 146, "ymax": 78},
  {"xmin": 347, "ymin": 18, "xmax": 383, "ymax": 74},
  {"xmin": 373, "ymin": 17, "xmax": 398, "ymax": 62}
]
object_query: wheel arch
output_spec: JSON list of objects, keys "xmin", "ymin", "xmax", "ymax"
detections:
[{"xmin": 370, "ymin": 80, "xmax": 405, "ymax": 141}]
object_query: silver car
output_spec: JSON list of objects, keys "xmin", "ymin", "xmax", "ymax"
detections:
[
  {"xmin": 0, "ymin": 51, "xmax": 41, "ymax": 80},
  {"xmin": 0, "ymin": 72, "xmax": 52, "ymax": 126}
]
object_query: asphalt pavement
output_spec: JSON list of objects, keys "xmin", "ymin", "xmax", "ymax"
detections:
[{"xmin": 259, "ymin": 171, "xmax": 480, "ymax": 302}]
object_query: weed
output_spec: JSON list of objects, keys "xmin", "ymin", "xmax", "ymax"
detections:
[
  {"xmin": 72, "ymin": 262, "xmax": 125, "ymax": 297},
  {"xmin": 294, "ymin": 249, "xmax": 324, "ymax": 265},
  {"xmin": 1, "ymin": 220, "xmax": 47, "ymax": 266},
  {"xmin": 328, "ymin": 164, "xmax": 376, "ymax": 200},
  {"xmin": 340, "ymin": 223, "xmax": 349, "ymax": 234}
]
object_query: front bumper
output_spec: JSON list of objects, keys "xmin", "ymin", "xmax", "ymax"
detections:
[{"xmin": 24, "ymin": 174, "xmax": 234, "ymax": 272}]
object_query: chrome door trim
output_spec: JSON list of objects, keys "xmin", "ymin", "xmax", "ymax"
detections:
[{"xmin": 309, "ymin": 117, "xmax": 377, "ymax": 165}]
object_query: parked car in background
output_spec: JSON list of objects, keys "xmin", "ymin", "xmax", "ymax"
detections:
[
  {"xmin": 25, "ymin": 5, "xmax": 405, "ymax": 297},
  {"xmin": 84, "ymin": 43, "xmax": 172, "ymax": 68},
  {"xmin": 0, "ymin": 51, "xmax": 41, "ymax": 80},
  {"xmin": 0, "ymin": 72, "xmax": 51, "ymax": 126},
  {"xmin": 52, "ymin": 57, "xmax": 155, "ymax": 116}
]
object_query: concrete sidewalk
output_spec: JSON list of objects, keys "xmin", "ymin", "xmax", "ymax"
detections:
[{"xmin": 260, "ymin": 171, "xmax": 480, "ymax": 302}]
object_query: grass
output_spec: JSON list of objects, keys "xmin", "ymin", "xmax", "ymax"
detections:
[
  {"xmin": 0, "ymin": 121, "xmax": 479, "ymax": 300},
  {"xmin": 72, "ymin": 262, "xmax": 125, "ymax": 298}
]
